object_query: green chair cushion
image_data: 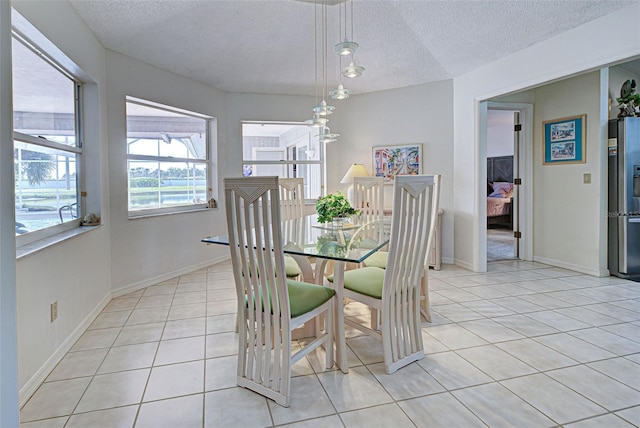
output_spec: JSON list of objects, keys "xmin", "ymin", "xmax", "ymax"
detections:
[
  {"xmin": 246, "ymin": 280, "xmax": 335, "ymax": 318},
  {"xmin": 284, "ymin": 255, "xmax": 302, "ymax": 277},
  {"xmin": 287, "ymin": 279, "xmax": 336, "ymax": 318},
  {"xmin": 327, "ymin": 266, "xmax": 385, "ymax": 299},
  {"xmin": 364, "ymin": 251, "xmax": 388, "ymax": 269}
]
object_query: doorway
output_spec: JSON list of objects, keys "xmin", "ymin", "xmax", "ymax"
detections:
[{"xmin": 484, "ymin": 102, "xmax": 534, "ymax": 265}]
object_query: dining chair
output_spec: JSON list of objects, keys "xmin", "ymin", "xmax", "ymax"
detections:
[
  {"xmin": 329, "ymin": 174, "xmax": 441, "ymax": 374},
  {"xmin": 224, "ymin": 176, "xmax": 337, "ymax": 407},
  {"xmin": 278, "ymin": 178, "xmax": 313, "ymax": 281}
]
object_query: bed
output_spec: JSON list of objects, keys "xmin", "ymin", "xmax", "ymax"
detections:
[{"xmin": 487, "ymin": 156, "xmax": 514, "ymax": 229}]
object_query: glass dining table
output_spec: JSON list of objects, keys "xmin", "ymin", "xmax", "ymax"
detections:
[{"xmin": 201, "ymin": 214, "xmax": 390, "ymax": 373}]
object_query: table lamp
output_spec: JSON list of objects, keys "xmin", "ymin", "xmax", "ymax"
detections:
[{"xmin": 340, "ymin": 163, "xmax": 369, "ymax": 204}]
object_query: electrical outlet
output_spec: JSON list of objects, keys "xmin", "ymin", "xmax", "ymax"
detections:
[
  {"xmin": 583, "ymin": 173, "xmax": 591, "ymax": 184},
  {"xmin": 51, "ymin": 301, "xmax": 58, "ymax": 322}
]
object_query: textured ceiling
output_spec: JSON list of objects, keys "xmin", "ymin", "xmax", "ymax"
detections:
[{"xmin": 68, "ymin": 0, "xmax": 638, "ymax": 97}]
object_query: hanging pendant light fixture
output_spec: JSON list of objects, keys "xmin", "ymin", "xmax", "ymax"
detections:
[
  {"xmin": 307, "ymin": 1, "xmax": 336, "ymax": 131},
  {"xmin": 330, "ymin": 83, "xmax": 352, "ymax": 100},
  {"xmin": 338, "ymin": 0, "xmax": 363, "ymax": 79},
  {"xmin": 317, "ymin": 126, "xmax": 339, "ymax": 143},
  {"xmin": 334, "ymin": 1, "xmax": 358, "ymax": 55},
  {"xmin": 342, "ymin": 61, "xmax": 364, "ymax": 78}
]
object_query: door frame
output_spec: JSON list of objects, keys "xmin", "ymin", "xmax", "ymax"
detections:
[{"xmin": 480, "ymin": 102, "xmax": 534, "ymax": 269}]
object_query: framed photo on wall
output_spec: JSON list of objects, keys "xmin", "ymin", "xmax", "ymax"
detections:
[
  {"xmin": 543, "ymin": 114, "xmax": 586, "ymax": 165},
  {"xmin": 372, "ymin": 144, "xmax": 422, "ymax": 183}
]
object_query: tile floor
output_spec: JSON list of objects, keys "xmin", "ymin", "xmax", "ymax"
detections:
[{"xmin": 19, "ymin": 260, "xmax": 640, "ymax": 427}]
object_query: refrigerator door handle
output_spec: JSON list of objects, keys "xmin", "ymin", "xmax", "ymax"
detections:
[
  {"xmin": 629, "ymin": 218, "xmax": 640, "ymax": 223},
  {"xmin": 620, "ymin": 216, "xmax": 628, "ymax": 273}
]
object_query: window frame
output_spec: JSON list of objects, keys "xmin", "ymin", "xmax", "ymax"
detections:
[
  {"xmin": 126, "ymin": 96, "xmax": 213, "ymax": 218},
  {"xmin": 241, "ymin": 121, "xmax": 326, "ymax": 203},
  {"xmin": 13, "ymin": 30, "xmax": 84, "ymax": 247}
]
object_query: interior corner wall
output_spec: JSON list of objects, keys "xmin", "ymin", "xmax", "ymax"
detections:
[
  {"xmin": 453, "ymin": 2, "xmax": 640, "ymax": 272},
  {"xmin": 10, "ymin": 0, "xmax": 113, "ymax": 402},
  {"xmin": 330, "ymin": 81, "xmax": 454, "ymax": 263},
  {"xmin": 532, "ymin": 71, "xmax": 605, "ymax": 275},
  {"xmin": 105, "ymin": 50, "xmax": 230, "ymax": 292}
]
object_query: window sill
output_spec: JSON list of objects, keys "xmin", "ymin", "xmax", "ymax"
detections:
[
  {"xmin": 128, "ymin": 206, "xmax": 216, "ymax": 220},
  {"xmin": 16, "ymin": 225, "xmax": 101, "ymax": 259}
]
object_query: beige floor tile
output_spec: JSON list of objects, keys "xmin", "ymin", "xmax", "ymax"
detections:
[
  {"xmin": 424, "ymin": 324, "xmax": 487, "ymax": 350},
  {"xmin": 316, "ymin": 365, "xmax": 393, "ymax": 412},
  {"xmin": 616, "ymin": 405, "xmax": 640, "ymax": 425},
  {"xmin": 143, "ymin": 360, "xmax": 204, "ymax": 401},
  {"xmin": 417, "ymin": 351, "xmax": 492, "ymax": 390},
  {"xmin": 458, "ymin": 318, "xmax": 524, "ymax": 343},
  {"xmin": 97, "ymin": 341, "xmax": 158, "ymax": 374},
  {"xmin": 492, "ymin": 314, "xmax": 559, "ymax": 337},
  {"xmin": 65, "ymin": 406, "xmax": 138, "ymax": 428},
  {"xmin": 489, "ymin": 296, "xmax": 546, "ymax": 314},
  {"xmin": 524, "ymin": 310, "xmax": 591, "ymax": 331},
  {"xmin": 142, "ymin": 283, "xmax": 177, "ymax": 296},
  {"xmin": 162, "ymin": 317, "xmax": 206, "ymax": 340},
  {"xmin": 206, "ymin": 314, "xmax": 236, "ymax": 334},
  {"xmin": 588, "ymin": 357, "xmax": 640, "ymax": 388},
  {"xmin": 206, "ymin": 299, "xmax": 236, "ymax": 316},
  {"xmin": 570, "ymin": 328, "xmax": 640, "ymax": 355},
  {"xmin": 547, "ymin": 365, "xmax": 640, "ymax": 411},
  {"xmin": 204, "ymin": 388, "xmax": 272, "ymax": 428},
  {"xmin": 341, "ymin": 403, "xmax": 414, "ymax": 428},
  {"xmin": 46, "ymin": 348, "xmax": 108, "ymax": 381},
  {"xmin": 172, "ymin": 291, "xmax": 207, "ymax": 305},
  {"xmin": 155, "ymin": 336, "xmax": 205, "ymax": 365},
  {"xmin": 368, "ymin": 361, "xmax": 445, "ymax": 400},
  {"xmin": 421, "ymin": 330, "xmax": 450, "ymax": 354},
  {"xmin": 278, "ymin": 414, "xmax": 343, "ymax": 428},
  {"xmin": 205, "ymin": 332, "xmax": 237, "ymax": 358},
  {"xmin": 462, "ymin": 299, "xmax": 516, "ymax": 316},
  {"xmin": 114, "ymin": 322, "xmax": 164, "ymax": 346},
  {"xmin": 399, "ymin": 392, "xmax": 485, "ymax": 428},
  {"xmin": 453, "ymin": 382, "xmax": 555, "ymax": 427},
  {"xmin": 176, "ymin": 281, "xmax": 207, "ymax": 293},
  {"xmin": 565, "ymin": 414, "xmax": 634, "ymax": 427},
  {"xmin": 496, "ymin": 338, "xmax": 578, "ymax": 371},
  {"xmin": 136, "ymin": 394, "xmax": 203, "ymax": 428},
  {"xmin": 135, "ymin": 295, "xmax": 173, "ymax": 309},
  {"xmin": 125, "ymin": 307, "xmax": 169, "ymax": 326},
  {"xmin": 88, "ymin": 311, "xmax": 130, "ymax": 330},
  {"xmin": 268, "ymin": 374, "xmax": 336, "ymax": 425},
  {"xmin": 168, "ymin": 302, "xmax": 207, "ymax": 320},
  {"xmin": 501, "ymin": 373, "xmax": 606, "ymax": 425},
  {"xmin": 534, "ymin": 333, "xmax": 617, "ymax": 363},
  {"xmin": 75, "ymin": 369, "xmax": 149, "ymax": 413},
  {"xmin": 430, "ymin": 303, "xmax": 484, "ymax": 322},
  {"xmin": 20, "ymin": 378, "xmax": 91, "ymax": 422},
  {"xmin": 71, "ymin": 327, "xmax": 120, "ymax": 352},
  {"xmin": 103, "ymin": 297, "xmax": 139, "ymax": 312},
  {"xmin": 205, "ymin": 356, "xmax": 237, "ymax": 391},
  {"xmin": 20, "ymin": 416, "xmax": 68, "ymax": 427},
  {"xmin": 345, "ymin": 334, "xmax": 384, "ymax": 365},
  {"xmin": 456, "ymin": 345, "xmax": 536, "ymax": 380}
]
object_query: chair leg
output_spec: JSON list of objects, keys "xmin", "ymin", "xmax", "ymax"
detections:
[{"xmin": 420, "ymin": 269, "xmax": 431, "ymax": 322}]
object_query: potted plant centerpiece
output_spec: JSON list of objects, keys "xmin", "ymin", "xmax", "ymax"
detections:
[{"xmin": 315, "ymin": 192, "xmax": 360, "ymax": 224}]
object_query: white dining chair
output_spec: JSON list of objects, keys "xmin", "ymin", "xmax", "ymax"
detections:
[
  {"xmin": 224, "ymin": 176, "xmax": 337, "ymax": 407},
  {"xmin": 353, "ymin": 176, "xmax": 385, "ymax": 224},
  {"xmin": 328, "ymin": 174, "xmax": 441, "ymax": 373},
  {"xmin": 278, "ymin": 178, "xmax": 314, "ymax": 281}
]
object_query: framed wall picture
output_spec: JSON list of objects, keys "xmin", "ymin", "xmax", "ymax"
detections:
[
  {"xmin": 372, "ymin": 144, "xmax": 422, "ymax": 183},
  {"xmin": 543, "ymin": 114, "xmax": 586, "ymax": 165}
]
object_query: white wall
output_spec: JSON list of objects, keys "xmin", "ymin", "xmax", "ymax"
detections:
[
  {"xmin": 106, "ymin": 50, "xmax": 230, "ymax": 293},
  {"xmin": 328, "ymin": 81, "xmax": 455, "ymax": 262},
  {"xmin": 453, "ymin": 3, "xmax": 640, "ymax": 271},
  {"xmin": 11, "ymin": 0, "xmax": 112, "ymax": 403},
  {"xmin": 487, "ymin": 110, "xmax": 515, "ymax": 158},
  {"xmin": 532, "ymin": 71, "xmax": 605, "ymax": 275}
]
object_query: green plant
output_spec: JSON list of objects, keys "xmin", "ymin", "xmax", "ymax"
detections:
[{"xmin": 315, "ymin": 192, "xmax": 360, "ymax": 223}]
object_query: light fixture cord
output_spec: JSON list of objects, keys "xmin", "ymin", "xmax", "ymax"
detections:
[
  {"xmin": 350, "ymin": 0, "xmax": 354, "ymax": 42},
  {"xmin": 314, "ymin": 1, "xmax": 318, "ymax": 105},
  {"xmin": 323, "ymin": 2, "xmax": 327, "ymax": 101}
]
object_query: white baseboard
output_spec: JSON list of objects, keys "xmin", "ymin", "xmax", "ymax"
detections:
[
  {"xmin": 453, "ymin": 257, "xmax": 474, "ymax": 271},
  {"xmin": 442, "ymin": 256, "xmax": 454, "ymax": 265},
  {"xmin": 112, "ymin": 255, "xmax": 230, "ymax": 298},
  {"xmin": 19, "ymin": 292, "xmax": 112, "ymax": 407},
  {"xmin": 19, "ymin": 255, "xmax": 230, "ymax": 407},
  {"xmin": 533, "ymin": 255, "xmax": 606, "ymax": 277}
]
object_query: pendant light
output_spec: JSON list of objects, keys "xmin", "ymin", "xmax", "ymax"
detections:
[
  {"xmin": 306, "ymin": 2, "xmax": 335, "ymax": 129},
  {"xmin": 339, "ymin": 0, "xmax": 364, "ymax": 79},
  {"xmin": 334, "ymin": 0, "xmax": 358, "ymax": 56},
  {"xmin": 330, "ymin": 2, "xmax": 353, "ymax": 100},
  {"xmin": 317, "ymin": 126, "xmax": 339, "ymax": 143}
]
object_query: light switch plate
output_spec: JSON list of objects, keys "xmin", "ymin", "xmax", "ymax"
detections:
[{"xmin": 583, "ymin": 173, "xmax": 591, "ymax": 184}]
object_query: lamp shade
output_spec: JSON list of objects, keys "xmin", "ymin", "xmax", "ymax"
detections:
[{"xmin": 340, "ymin": 163, "xmax": 369, "ymax": 184}]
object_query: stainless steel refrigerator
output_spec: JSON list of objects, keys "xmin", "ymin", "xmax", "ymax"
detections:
[{"xmin": 609, "ymin": 117, "xmax": 640, "ymax": 279}]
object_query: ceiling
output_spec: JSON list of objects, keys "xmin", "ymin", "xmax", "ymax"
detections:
[{"xmin": 68, "ymin": 0, "xmax": 637, "ymax": 97}]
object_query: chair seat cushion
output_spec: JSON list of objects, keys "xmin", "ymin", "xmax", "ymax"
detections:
[
  {"xmin": 284, "ymin": 255, "xmax": 302, "ymax": 277},
  {"xmin": 287, "ymin": 279, "xmax": 336, "ymax": 318},
  {"xmin": 364, "ymin": 251, "xmax": 388, "ymax": 269},
  {"xmin": 327, "ymin": 266, "xmax": 385, "ymax": 299}
]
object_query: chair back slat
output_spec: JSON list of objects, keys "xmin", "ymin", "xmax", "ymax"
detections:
[
  {"xmin": 278, "ymin": 178, "xmax": 306, "ymax": 248},
  {"xmin": 353, "ymin": 177, "xmax": 385, "ymax": 224},
  {"xmin": 382, "ymin": 175, "xmax": 441, "ymax": 363},
  {"xmin": 224, "ymin": 176, "xmax": 291, "ymax": 394}
]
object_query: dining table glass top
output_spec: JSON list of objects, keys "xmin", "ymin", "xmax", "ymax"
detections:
[{"xmin": 202, "ymin": 214, "xmax": 390, "ymax": 264}]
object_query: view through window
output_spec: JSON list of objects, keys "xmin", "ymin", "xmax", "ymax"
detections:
[
  {"xmin": 242, "ymin": 122, "xmax": 324, "ymax": 200},
  {"xmin": 13, "ymin": 34, "xmax": 82, "ymax": 236},
  {"xmin": 126, "ymin": 97, "xmax": 212, "ymax": 214}
]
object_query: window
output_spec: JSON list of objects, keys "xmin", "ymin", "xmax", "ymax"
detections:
[
  {"xmin": 242, "ymin": 122, "xmax": 324, "ymax": 200},
  {"xmin": 13, "ymin": 33, "xmax": 82, "ymax": 237},
  {"xmin": 126, "ymin": 97, "xmax": 212, "ymax": 216}
]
